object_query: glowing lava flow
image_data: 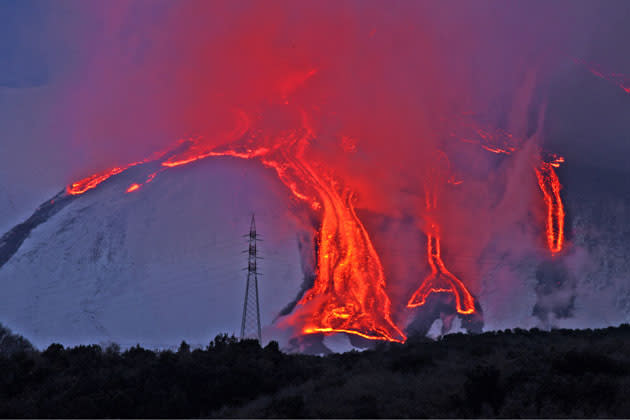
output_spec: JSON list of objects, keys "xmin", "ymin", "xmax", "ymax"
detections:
[
  {"xmin": 67, "ymin": 166, "xmax": 132, "ymax": 195},
  {"xmin": 65, "ymin": 63, "xmax": 406, "ymax": 342},
  {"xmin": 67, "ymin": 104, "xmax": 405, "ymax": 342},
  {"xmin": 574, "ymin": 57, "xmax": 630, "ymax": 94},
  {"xmin": 67, "ymin": 145, "xmax": 177, "ymax": 195},
  {"xmin": 407, "ymin": 186, "xmax": 476, "ymax": 314},
  {"xmin": 300, "ymin": 187, "xmax": 404, "ymax": 341},
  {"xmin": 125, "ymin": 183, "xmax": 141, "ymax": 193},
  {"xmin": 457, "ymin": 118, "xmax": 566, "ymax": 255},
  {"xmin": 67, "ymin": 112, "xmax": 251, "ymax": 196},
  {"xmin": 534, "ymin": 156, "xmax": 565, "ymax": 254},
  {"xmin": 208, "ymin": 119, "xmax": 405, "ymax": 342}
]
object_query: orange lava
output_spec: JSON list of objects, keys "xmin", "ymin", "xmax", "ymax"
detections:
[
  {"xmin": 67, "ymin": 166, "xmax": 130, "ymax": 195},
  {"xmin": 459, "ymin": 118, "xmax": 566, "ymax": 255},
  {"xmin": 407, "ymin": 187, "xmax": 475, "ymax": 314},
  {"xmin": 298, "ymin": 187, "xmax": 405, "ymax": 342},
  {"xmin": 125, "ymin": 183, "xmax": 141, "ymax": 193},
  {"xmin": 302, "ymin": 327, "xmax": 399, "ymax": 342},
  {"xmin": 481, "ymin": 145, "xmax": 515, "ymax": 155},
  {"xmin": 67, "ymin": 145, "xmax": 175, "ymax": 196},
  {"xmin": 67, "ymin": 112, "xmax": 250, "ymax": 196},
  {"xmin": 66, "ymin": 102, "xmax": 405, "ymax": 343},
  {"xmin": 535, "ymin": 158, "xmax": 565, "ymax": 254},
  {"xmin": 209, "ymin": 118, "xmax": 405, "ymax": 343}
]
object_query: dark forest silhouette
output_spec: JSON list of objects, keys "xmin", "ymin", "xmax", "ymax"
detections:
[{"xmin": 1, "ymin": 322, "xmax": 629, "ymax": 418}]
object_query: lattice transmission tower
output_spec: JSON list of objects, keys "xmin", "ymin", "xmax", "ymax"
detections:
[{"xmin": 240, "ymin": 214, "xmax": 262, "ymax": 343}]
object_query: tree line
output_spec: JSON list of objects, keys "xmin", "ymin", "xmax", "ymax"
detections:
[{"xmin": 1, "ymin": 322, "xmax": 629, "ymax": 418}]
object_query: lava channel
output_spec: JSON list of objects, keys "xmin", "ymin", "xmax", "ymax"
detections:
[{"xmin": 407, "ymin": 186, "xmax": 475, "ymax": 315}]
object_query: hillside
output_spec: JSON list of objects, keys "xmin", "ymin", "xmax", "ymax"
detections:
[
  {"xmin": 1, "ymin": 151, "xmax": 629, "ymax": 350},
  {"xmin": 0, "ymin": 157, "xmax": 305, "ymax": 349}
]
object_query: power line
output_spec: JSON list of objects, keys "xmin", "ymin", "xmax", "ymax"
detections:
[{"xmin": 240, "ymin": 214, "xmax": 262, "ymax": 343}]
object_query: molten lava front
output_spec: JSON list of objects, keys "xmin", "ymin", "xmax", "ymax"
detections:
[
  {"xmin": 208, "ymin": 118, "xmax": 406, "ymax": 343},
  {"xmin": 67, "ymin": 147, "xmax": 175, "ymax": 196},
  {"xmin": 535, "ymin": 158, "xmax": 565, "ymax": 254},
  {"xmin": 67, "ymin": 166, "xmax": 130, "ymax": 195},
  {"xmin": 125, "ymin": 183, "xmax": 140, "ymax": 193},
  {"xmin": 459, "ymin": 118, "xmax": 567, "ymax": 255},
  {"xmin": 299, "ymin": 188, "xmax": 406, "ymax": 342},
  {"xmin": 407, "ymin": 187, "xmax": 476, "ymax": 315}
]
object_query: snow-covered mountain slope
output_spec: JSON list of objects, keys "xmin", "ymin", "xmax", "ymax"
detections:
[
  {"xmin": 558, "ymin": 165, "xmax": 630, "ymax": 327},
  {"xmin": 478, "ymin": 164, "xmax": 630, "ymax": 332},
  {"xmin": 1, "ymin": 154, "xmax": 629, "ymax": 350},
  {"xmin": 0, "ymin": 157, "xmax": 304, "ymax": 349}
]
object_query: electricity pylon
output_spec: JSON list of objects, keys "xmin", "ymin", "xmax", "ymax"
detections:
[{"xmin": 240, "ymin": 214, "xmax": 262, "ymax": 343}]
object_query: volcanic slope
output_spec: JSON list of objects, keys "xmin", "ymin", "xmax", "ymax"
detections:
[
  {"xmin": 2, "ymin": 156, "xmax": 630, "ymax": 350},
  {"xmin": 558, "ymin": 164, "xmax": 630, "ymax": 328},
  {"xmin": 477, "ymin": 162, "xmax": 630, "ymax": 332},
  {"xmin": 0, "ymin": 157, "xmax": 304, "ymax": 349}
]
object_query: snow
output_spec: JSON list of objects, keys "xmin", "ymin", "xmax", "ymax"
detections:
[
  {"xmin": 0, "ymin": 157, "xmax": 305, "ymax": 349},
  {"xmin": 1, "ymin": 156, "xmax": 629, "ymax": 350}
]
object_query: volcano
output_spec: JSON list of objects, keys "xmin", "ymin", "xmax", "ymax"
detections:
[
  {"xmin": 0, "ymin": 156, "xmax": 307, "ymax": 349},
  {"xmin": 1, "ymin": 138, "xmax": 630, "ymax": 351},
  {"xmin": 2, "ymin": 0, "xmax": 630, "ymax": 350}
]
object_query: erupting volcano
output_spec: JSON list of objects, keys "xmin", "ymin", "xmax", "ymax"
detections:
[
  {"xmin": 64, "ymin": 103, "xmax": 406, "ymax": 343},
  {"xmin": 63, "ymin": 99, "xmax": 571, "ymax": 342},
  {"xmin": 28, "ymin": 0, "xmax": 622, "ymax": 348},
  {"xmin": 3, "ymin": 0, "xmax": 630, "ymax": 360},
  {"xmin": 62, "ymin": 93, "xmax": 570, "ymax": 343}
]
